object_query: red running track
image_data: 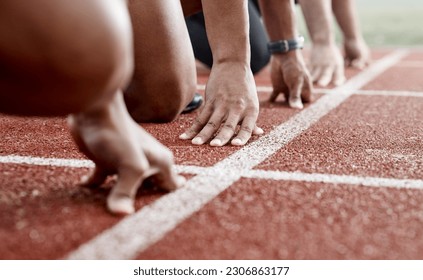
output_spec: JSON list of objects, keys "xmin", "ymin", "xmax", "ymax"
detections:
[{"xmin": 0, "ymin": 48, "xmax": 422, "ymax": 260}]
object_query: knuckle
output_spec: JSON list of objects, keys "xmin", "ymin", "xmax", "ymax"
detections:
[
  {"xmin": 232, "ymin": 99, "xmax": 247, "ymax": 111},
  {"xmin": 240, "ymin": 126, "xmax": 253, "ymax": 134},
  {"xmin": 193, "ymin": 118, "xmax": 205, "ymax": 127},
  {"xmin": 223, "ymin": 123, "xmax": 236, "ymax": 132},
  {"xmin": 206, "ymin": 121, "xmax": 218, "ymax": 130},
  {"xmin": 186, "ymin": 128, "xmax": 197, "ymax": 136},
  {"xmin": 249, "ymin": 105, "xmax": 259, "ymax": 115}
]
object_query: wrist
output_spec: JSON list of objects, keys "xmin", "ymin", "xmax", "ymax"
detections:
[
  {"xmin": 312, "ymin": 34, "xmax": 334, "ymax": 46},
  {"xmin": 344, "ymin": 35, "xmax": 365, "ymax": 45},
  {"xmin": 271, "ymin": 48, "xmax": 303, "ymax": 61},
  {"xmin": 312, "ymin": 40, "xmax": 338, "ymax": 50},
  {"xmin": 267, "ymin": 36, "xmax": 305, "ymax": 54},
  {"xmin": 212, "ymin": 58, "xmax": 250, "ymax": 70}
]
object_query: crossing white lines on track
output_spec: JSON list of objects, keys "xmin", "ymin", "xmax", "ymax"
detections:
[
  {"xmin": 0, "ymin": 49, "xmax": 415, "ymax": 259},
  {"xmin": 61, "ymin": 49, "xmax": 409, "ymax": 259},
  {"xmin": 198, "ymin": 85, "xmax": 423, "ymax": 97}
]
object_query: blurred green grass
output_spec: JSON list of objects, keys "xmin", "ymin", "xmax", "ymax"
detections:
[{"xmin": 296, "ymin": 0, "xmax": 423, "ymax": 47}]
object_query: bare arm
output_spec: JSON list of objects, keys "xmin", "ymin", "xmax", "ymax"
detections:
[
  {"xmin": 299, "ymin": 0, "xmax": 345, "ymax": 86},
  {"xmin": 202, "ymin": 0, "xmax": 250, "ymax": 65},
  {"xmin": 180, "ymin": 0, "xmax": 263, "ymax": 146},
  {"xmin": 332, "ymin": 0, "xmax": 360, "ymax": 41},
  {"xmin": 332, "ymin": 0, "xmax": 371, "ymax": 68},
  {"xmin": 258, "ymin": 0, "xmax": 312, "ymax": 108},
  {"xmin": 300, "ymin": 0, "xmax": 333, "ymax": 45}
]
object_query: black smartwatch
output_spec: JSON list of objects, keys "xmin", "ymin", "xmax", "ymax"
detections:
[{"xmin": 267, "ymin": 36, "xmax": 305, "ymax": 54}]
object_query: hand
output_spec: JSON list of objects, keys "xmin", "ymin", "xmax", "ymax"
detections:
[
  {"xmin": 180, "ymin": 62, "xmax": 263, "ymax": 146},
  {"xmin": 69, "ymin": 91, "xmax": 185, "ymax": 215},
  {"xmin": 309, "ymin": 43, "xmax": 346, "ymax": 87},
  {"xmin": 269, "ymin": 51, "xmax": 313, "ymax": 109},
  {"xmin": 344, "ymin": 38, "xmax": 371, "ymax": 70}
]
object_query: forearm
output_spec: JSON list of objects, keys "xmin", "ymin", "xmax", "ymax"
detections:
[
  {"xmin": 299, "ymin": 0, "xmax": 334, "ymax": 45},
  {"xmin": 258, "ymin": 0, "xmax": 298, "ymax": 41},
  {"xmin": 332, "ymin": 0, "xmax": 362, "ymax": 41},
  {"xmin": 201, "ymin": 0, "xmax": 250, "ymax": 65}
]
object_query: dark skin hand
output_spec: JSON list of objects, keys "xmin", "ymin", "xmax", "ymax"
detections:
[{"xmin": 69, "ymin": 92, "xmax": 185, "ymax": 215}]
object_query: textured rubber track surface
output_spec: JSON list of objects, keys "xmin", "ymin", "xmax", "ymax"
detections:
[{"xmin": 0, "ymin": 49, "xmax": 422, "ymax": 260}]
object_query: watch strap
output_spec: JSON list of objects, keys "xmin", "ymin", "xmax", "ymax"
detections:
[{"xmin": 267, "ymin": 36, "xmax": 304, "ymax": 54}]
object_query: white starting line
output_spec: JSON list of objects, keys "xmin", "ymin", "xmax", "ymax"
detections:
[
  {"xmin": 1, "ymin": 155, "xmax": 422, "ymax": 190},
  {"xmin": 1, "ymin": 49, "xmax": 420, "ymax": 260},
  {"xmin": 197, "ymin": 85, "xmax": 423, "ymax": 98}
]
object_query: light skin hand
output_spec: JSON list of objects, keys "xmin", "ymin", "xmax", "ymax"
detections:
[
  {"xmin": 269, "ymin": 51, "xmax": 313, "ymax": 109},
  {"xmin": 179, "ymin": 0, "xmax": 263, "ymax": 146},
  {"xmin": 331, "ymin": 0, "xmax": 371, "ymax": 69},
  {"xmin": 299, "ymin": 0, "xmax": 345, "ymax": 86},
  {"xmin": 310, "ymin": 43, "xmax": 346, "ymax": 87},
  {"xmin": 69, "ymin": 91, "xmax": 185, "ymax": 215},
  {"xmin": 180, "ymin": 62, "xmax": 263, "ymax": 146},
  {"xmin": 344, "ymin": 37, "xmax": 371, "ymax": 69},
  {"xmin": 258, "ymin": 0, "xmax": 313, "ymax": 108}
]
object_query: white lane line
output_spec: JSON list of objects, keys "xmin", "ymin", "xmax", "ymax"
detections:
[
  {"xmin": 198, "ymin": 86, "xmax": 423, "ymax": 98},
  {"xmin": 243, "ymin": 170, "xmax": 423, "ymax": 190},
  {"xmin": 355, "ymin": 90, "xmax": 423, "ymax": 98},
  {"xmin": 63, "ymin": 49, "xmax": 409, "ymax": 259},
  {"xmin": 0, "ymin": 155, "xmax": 94, "ymax": 168},
  {"xmin": 0, "ymin": 154, "xmax": 209, "ymax": 176},
  {"xmin": 195, "ymin": 84, "xmax": 205, "ymax": 91},
  {"xmin": 197, "ymin": 83, "xmax": 304, "ymax": 94},
  {"xmin": 1, "ymin": 155, "xmax": 421, "ymax": 190}
]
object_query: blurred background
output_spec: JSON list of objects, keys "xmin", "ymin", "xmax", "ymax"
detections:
[{"xmin": 297, "ymin": 0, "xmax": 423, "ymax": 47}]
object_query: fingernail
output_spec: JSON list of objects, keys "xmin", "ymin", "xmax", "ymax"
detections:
[
  {"xmin": 334, "ymin": 79, "xmax": 345, "ymax": 86},
  {"xmin": 289, "ymin": 99, "xmax": 304, "ymax": 109},
  {"xmin": 255, "ymin": 127, "xmax": 264, "ymax": 135},
  {"xmin": 179, "ymin": 133, "xmax": 189, "ymax": 140},
  {"xmin": 192, "ymin": 137, "xmax": 203, "ymax": 145},
  {"xmin": 335, "ymin": 76, "xmax": 346, "ymax": 86},
  {"xmin": 231, "ymin": 138, "xmax": 243, "ymax": 146},
  {"xmin": 210, "ymin": 139, "xmax": 222, "ymax": 146},
  {"xmin": 318, "ymin": 81, "xmax": 329, "ymax": 87},
  {"xmin": 177, "ymin": 176, "xmax": 187, "ymax": 188}
]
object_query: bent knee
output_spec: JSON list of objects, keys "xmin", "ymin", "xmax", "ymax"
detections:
[
  {"xmin": 0, "ymin": 0, "xmax": 134, "ymax": 115},
  {"xmin": 157, "ymin": 76, "xmax": 197, "ymax": 122},
  {"xmin": 61, "ymin": 0, "xmax": 134, "ymax": 96},
  {"xmin": 125, "ymin": 75, "xmax": 196, "ymax": 123},
  {"xmin": 0, "ymin": 1, "xmax": 135, "ymax": 115}
]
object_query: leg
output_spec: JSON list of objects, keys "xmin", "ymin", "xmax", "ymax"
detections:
[
  {"xmin": 0, "ymin": 0, "xmax": 133, "ymax": 115},
  {"xmin": 186, "ymin": 13, "xmax": 213, "ymax": 68},
  {"xmin": 248, "ymin": 0, "xmax": 270, "ymax": 74},
  {"xmin": 0, "ymin": 0, "xmax": 185, "ymax": 215},
  {"xmin": 125, "ymin": 0, "xmax": 197, "ymax": 123}
]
